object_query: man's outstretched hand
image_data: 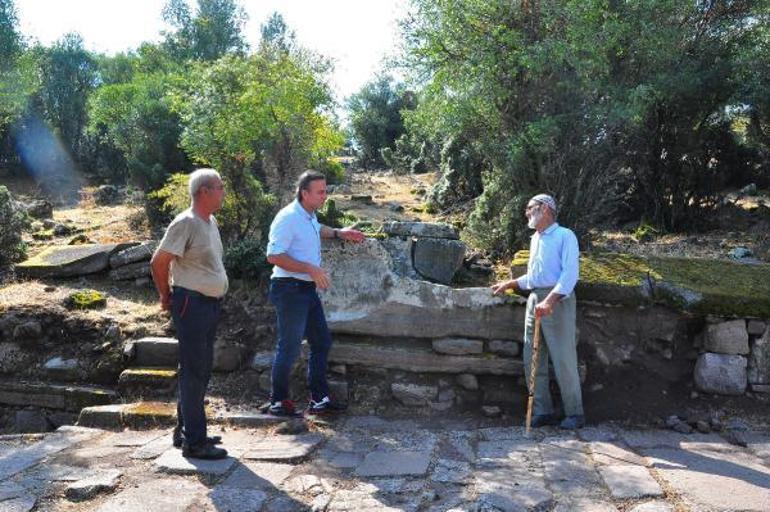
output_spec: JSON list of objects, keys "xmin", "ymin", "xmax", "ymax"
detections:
[{"xmin": 339, "ymin": 228, "xmax": 365, "ymax": 243}]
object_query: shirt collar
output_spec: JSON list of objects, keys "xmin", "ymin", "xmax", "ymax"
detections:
[
  {"xmin": 542, "ymin": 222, "xmax": 559, "ymax": 235},
  {"xmin": 292, "ymin": 199, "xmax": 316, "ymax": 221}
]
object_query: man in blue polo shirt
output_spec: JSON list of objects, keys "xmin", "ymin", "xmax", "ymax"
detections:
[
  {"xmin": 265, "ymin": 170, "xmax": 365, "ymax": 416},
  {"xmin": 492, "ymin": 193, "xmax": 584, "ymax": 429}
]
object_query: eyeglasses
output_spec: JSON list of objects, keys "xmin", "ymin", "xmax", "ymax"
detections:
[{"xmin": 524, "ymin": 203, "xmax": 540, "ymax": 213}]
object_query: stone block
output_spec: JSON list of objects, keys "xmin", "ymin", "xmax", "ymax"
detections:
[
  {"xmin": 109, "ymin": 241, "xmax": 157, "ymax": 268},
  {"xmin": 15, "ymin": 243, "xmax": 132, "ymax": 278},
  {"xmin": 213, "ymin": 342, "xmax": 243, "ymax": 372},
  {"xmin": 694, "ymin": 353, "xmax": 747, "ymax": 395},
  {"xmin": 705, "ymin": 320, "xmax": 749, "ymax": 355},
  {"xmin": 747, "ymin": 321, "xmax": 767, "ymax": 337},
  {"xmin": 382, "ymin": 221, "xmax": 459, "ymax": 239},
  {"xmin": 42, "ymin": 357, "xmax": 80, "ymax": 381},
  {"xmin": 250, "ymin": 351, "xmax": 274, "ymax": 372},
  {"xmin": 131, "ymin": 337, "xmax": 178, "ymax": 367},
  {"xmin": 77, "ymin": 405, "xmax": 124, "ymax": 430},
  {"xmin": 15, "ymin": 410, "xmax": 50, "ymax": 433},
  {"xmin": 109, "ymin": 261, "xmax": 150, "ymax": 281},
  {"xmin": 748, "ymin": 327, "xmax": 770, "ymax": 384},
  {"xmin": 413, "ymin": 238, "xmax": 465, "ymax": 284},
  {"xmin": 65, "ymin": 469, "xmax": 121, "ymax": 501},
  {"xmin": 13, "ymin": 321, "xmax": 41, "ymax": 341},
  {"xmin": 456, "ymin": 374, "xmax": 479, "ymax": 391},
  {"xmin": 488, "ymin": 340, "xmax": 520, "ymax": 357},
  {"xmin": 391, "ymin": 383, "xmax": 437, "ymax": 406},
  {"xmin": 432, "ymin": 338, "xmax": 484, "ymax": 355},
  {"xmin": 328, "ymin": 379, "xmax": 349, "ymax": 401}
]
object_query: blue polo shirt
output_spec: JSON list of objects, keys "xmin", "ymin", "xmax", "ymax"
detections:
[{"xmin": 266, "ymin": 200, "xmax": 322, "ymax": 281}]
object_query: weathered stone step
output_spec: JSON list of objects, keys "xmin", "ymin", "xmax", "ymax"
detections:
[
  {"xmin": 118, "ymin": 368, "xmax": 177, "ymax": 397},
  {"xmin": 0, "ymin": 381, "xmax": 118, "ymax": 411},
  {"xmin": 124, "ymin": 337, "xmax": 178, "ymax": 367},
  {"xmin": 328, "ymin": 341, "xmax": 523, "ymax": 375},
  {"xmin": 77, "ymin": 402, "xmax": 285, "ymax": 430}
]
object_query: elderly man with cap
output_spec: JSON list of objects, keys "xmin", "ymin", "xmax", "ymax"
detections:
[{"xmin": 491, "ymin": 193, "xmax": 584, "ymax": 429}]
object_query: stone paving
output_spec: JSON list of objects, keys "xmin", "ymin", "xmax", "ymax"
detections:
[{"xmin": 0, "ymin": 418, "xmax": 769, "ymax": 511}]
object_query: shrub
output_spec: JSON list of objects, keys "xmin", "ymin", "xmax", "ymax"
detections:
[
  {"xmin": 316, "ymin": 199, "xmax": 356, "ymax": 228},
  {"xmin": 224, "ymin": 238, "xmax": 270, "ymax": 281},
  {"xmin": 0, "ymin": 186, "xmax": 29, "ymax": 268},
  {"xmin": 316, "ymin": 158, "xmax": 346, "ymax": 185}
]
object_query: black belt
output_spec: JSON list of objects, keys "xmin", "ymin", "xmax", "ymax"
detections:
[
  {"xmin": 272, "ymin": 277, "xmax": 315, "ymax": 286},
  {"xmin": 172, "ymin": 286, "xmax": 222, "ymax": 301}
]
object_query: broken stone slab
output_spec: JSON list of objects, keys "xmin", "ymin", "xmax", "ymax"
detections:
[
  {"xmin": 589, "ymin": 441, "xmax": 648, "ymax": 467},
  {"xmin": 243, "ymin": 433, "xmax": 323, "ymax": 462},
  {"xmin": 553, "ymin": 499, "xmax": 620, "ymax": 512},
  {"xmin": 109, "ymin": 241, "xmax": 158, "ymax": 268},
  {"xmin": 0, "ymin": 496, "xmax": 36, "ymax": 512},
  {"xmin": 748, "ymin": 327, "xmax": 770, "ymax": 384},
  {"xmin": 541, "ymin": 439, "xmax": 606, "ymax": 499},
  {"xmin": 354, "ymin": 450, "xmax": 432, "ymax": 477},
  {"xmin": 215, "ymin": 411, "xmax": 285, "ymax": 427},
  {"xmin": 628, "ymin": 502, "xmax": 674, "ymax": 512},
  {"xmin": 413, "ymin": 238, "xmax": 466, "ymax": 284},
  {"xmin": 128, "ymin": 337, "xmax": 178, "ymax": 367},
  {"xmin": 322, "ymin": 239, "xmax": 524, "ymax": 340},
  {"xmin": 109, "ymin": 261, "xmax": 150, "ymax": 281},
  {"xmin": 95, "ymin": 477, "xmax": 202, "ymax": 512},
  {"xmin": 432, "ymin": 459, "xmax": 472, "ymax": 484},
  {"xmin": 15, "ymin": 243, "xmax": 134, "ymax": 278},
  {"xmin": 475, "ymin": 467, "xmax": 553, "ymax": 512},
  {"xmin": 694, "ymin": 352, "xmax": 747, "ymax": 395},
  {"xmin": 154, "ymin": 448, "xmax": 236, "ymax": 476},
  {"xmin": 0, "ymin": 381, "xmax": 117, "ymax": 411},
  {"xmin": 130, "ymin": 435, "xmax": 173, "ymax": 460},
  {"xmin": 199, "ymin": 487, "xmax": 268, "ymax": 511},
  {"xmin": 705, "ymin": 320, "xmax": 750, "ymax": 355},
  {"xmin": 597, "ymin": 465, "xmax": 663, "ymax": 499},
  {"xmin": 432, "ymin": 338, "xmax": 484, "ymax": 355},
  {"xmin": 65, "ymin": 469, "xmax": 122, "ymax": 501},
  {"xmin": 329, "ymin": 342, "xmax": 523, "ymax": 375},
  {"xmin": 392, "ymin": 383, "xmax": 438, "ymax": 406},
  {"xmin": 383, "ymin": 221, "xmax": 459, "ymax": 239}
]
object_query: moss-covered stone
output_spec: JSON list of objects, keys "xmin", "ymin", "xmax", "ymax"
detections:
[
  {"xmin": 511, "ymin": 250, "xmax": 770, "ymax": 317},
  {"xmin": 65, "ymin": 289, "xmax": 108, "ymax": 310}
]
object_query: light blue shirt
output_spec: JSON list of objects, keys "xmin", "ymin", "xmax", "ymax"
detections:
[
  {"xmin": 515, "ymin": 223, "xmax": 580, "ymax": 297},
  {"xmin": 266, "ymin": 200, "xmax": 322, "ymax": 281}
]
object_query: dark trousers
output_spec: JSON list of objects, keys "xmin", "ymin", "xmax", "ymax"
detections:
[
  {"xmin": 171, "ymin": 287, "xmax": 221, "ymax": 447},
  {"xmin": 268, "ymin": 279, "xmax": 332, "ymax": 403}
]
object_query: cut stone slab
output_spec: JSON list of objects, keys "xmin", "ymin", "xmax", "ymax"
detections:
[
  {"xmin": 694, "ymin": 352, "xmax": 747, "ymax": 395},
  {"xmin": 221, "ymin": 461, "xmax": 294, "ymax": 489},
  {"xmin": 118, "ymin": 367, "xmax": 177, "ymax": 395},
  {"xmin": 628, "ymin": 502, "xmax": 674, "ymax": 512},
  {"xmin": 432, "ymin": 459, "xmax": 472, "ymax": 484},
  {"xmin": 413, "ymin": 238, "xmax": 466, "ymax": 284},
  {"xmin": 121, "ymin": 401, "xmax": 177, "ymax": 429},
  {"xmin": 154, "ymin": 448, "xmax": 235, "ymax": 476},
  {"xmin": 329, "ymin": 342, "xmax": 523, "ymax": 375},
  {"xmin": 128, "ymin": 337, "xmax": 179, "ymax": 367},
  {"xmin": 65, "ymin": 469, "xmax": 122, "ymax": 501},
  {"xmin": 432, "ymin": 338, "xmax": 484, "ymax": 355},
  {"xmin": 475, "ymin": 467, "xmax": 553, "ymax": 512},
  {"xmin": 16, "ymin": 243, "xmax": 132, "ymax": 278},
  {"xmin": 95, "ymin": 477, "xmax": 202, "ymax": 512},
  {"xmin": 705, "ymin": 319, "xmax": 749, "ymax": 355},
  {"xmin": 215, "ymin": 411, "xmax": 284, "ymax": 427},
  {"xmin": 326, "ymin": 451, "xmax": 364, "ymax": 469},
  {"xmin": 108, "ymin": 430, "xmax": 166, "ymax": 447},
  {"xmin": 0, "ymin": 381, "xmax": 117, "ymax": 411},
  {"xmin": 355, "ymin": 450, "xmax": 432, "ymax": 477},
  {"xmin": 0, "ymin": 496, "xmax": 36, "ymax": 512},
  {"xmin": 130, "ymin": 435, "xmax": 173, "ymax": 460},
  {"xmin": 598, "ymin": 465, "xmax": 663, "ymax": 499},
  {"xmin": 109, "ymin": 241, "xmax": 157, "ymax": 268},
  {"xmin": 541, "ymin": 439, "xmax": 605, "ymax": 499},
  {"xmin": 619, "ymin": 429, "xmax": 724, "ymax": 449},
  {"xmin": 645, "ymin": 447, "xmax": 770, "ymax": 511},
  {"xmin": 243, "ymin": 433, "xmax": 323, "ymax": 462},
  {"xmin": 553, "ymin": 500, "xmax": 619, "ymax": 512},
  {"xmin": 383, "ymin": 221, "xmax": 459, "ymax": 239},
  {"xmin": 589, "ymin": 441, "xmax": 648, "ymax": 466}
]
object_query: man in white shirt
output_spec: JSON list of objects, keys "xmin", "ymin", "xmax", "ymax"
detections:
[
  {"xmin": 265, "ymin": 170, "xmax": 365, "ymax": 416},
  {"xmin": 492, "ymin": 194, "xmax": 584, "ymax": 429}
]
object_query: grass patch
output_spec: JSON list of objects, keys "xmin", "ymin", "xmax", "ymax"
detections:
[{"xmin": 512, "ymin": 250, "xmax": 770, "ymax": 317}]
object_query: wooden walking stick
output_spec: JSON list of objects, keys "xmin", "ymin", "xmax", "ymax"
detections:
[{"xmin": 525, "ymin": 314, "xmax": 542, "ymax": 437}]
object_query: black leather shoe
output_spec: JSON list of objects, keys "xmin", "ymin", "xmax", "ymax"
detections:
[
  {"xmin": 172, "ymin": 427, "xmax": 222, "ymax": 448},
  {"xmin": 529, "ymin": 414, "xmax": 558, "ymax": 428},
  {"xmin": 560, "ymin": 415, "xmax": 585, "ymax": 430},
  {"xmin": 182, "ymin": 443, "xmax": 228, "ymax": 460}
]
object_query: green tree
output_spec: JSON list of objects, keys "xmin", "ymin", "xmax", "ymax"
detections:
[
  {"xmin": 0, "ymin": 185, "xmax": 28, "ymax": 268},
  {"xmin": 88, "ymin": 72, "xmax": 189, "ymax": 189},
  {"xmin": 161, "ymin": 0, "xmax": 247, "ymax": 61},
  {"xmin": 347, "ymin": 74, "xmax": 415, "ymax": 169},
  {"xmin": 401, "ymin": 0, "xmax": 770, "ymax": 251}
]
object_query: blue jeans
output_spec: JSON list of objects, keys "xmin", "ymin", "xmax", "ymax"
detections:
[
  {"xmin": 171, "ymin": 287, "xmax": 221, "ymax": 447},
  {"xmin": 268, "ymin": 279, "xmax": 332, "ymax": 403}
]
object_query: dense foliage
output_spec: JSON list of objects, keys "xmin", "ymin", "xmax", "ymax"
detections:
[
  {"xmin": 401, "ymin": 0, "xmax": 770, "ymax": 251},
  {"xmin": 0, "ymin": 185, "xmax": 28, "ymax": 267}
]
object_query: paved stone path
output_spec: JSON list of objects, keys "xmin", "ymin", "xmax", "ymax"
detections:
[{"xmin": 1, "ymin": 419, "xmax": 769, "ymax": 511}]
